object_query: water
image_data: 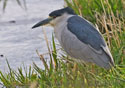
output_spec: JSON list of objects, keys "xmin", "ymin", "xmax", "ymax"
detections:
[{"xmin": 0, "ymin": 0, "xmax": 64, "ymax": 72}]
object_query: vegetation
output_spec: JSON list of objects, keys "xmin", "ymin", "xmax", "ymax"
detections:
[
  {"xmin": 0, "ymin": 0, "xmax": 26, "ymax": 12},
  {"xmin": 0, "ymin": 0, "xmax": 125, "ymax": 88}
]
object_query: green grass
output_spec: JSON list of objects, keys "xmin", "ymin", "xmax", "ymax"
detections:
[
  {"xmin": 0, "ymin": 0, "xmax": 125, "ymax": 88},
  {"xmin": 0, "ymin": 0, "xmax": 27, "ymax": 12}
]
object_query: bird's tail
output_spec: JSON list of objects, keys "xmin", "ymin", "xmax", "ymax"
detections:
[
  {"xmin": 91, "ymin": 46, "xmax": 114, "ymax": 69},
  {"xmin": 101, "ymin": 46, "xmax": 115, "ymax": 67}
]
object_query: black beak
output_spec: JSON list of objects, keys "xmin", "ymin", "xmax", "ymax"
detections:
[{"xmin": 32, "ymin": 17, "xmax": 53, "ymax": 29}]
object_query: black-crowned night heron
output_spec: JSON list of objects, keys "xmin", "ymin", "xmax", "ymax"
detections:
[{"xmin": 32, "ymin": 7, "xmax": 114, "ymax": 69}]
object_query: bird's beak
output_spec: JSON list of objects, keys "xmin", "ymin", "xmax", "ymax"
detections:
[{"xmin": 32, "ymin": 17, "xmax": 53, "ymax": 29}]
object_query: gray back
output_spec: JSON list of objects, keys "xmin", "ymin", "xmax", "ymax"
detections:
[{"xmin": 67, "ymin": 16, "xmax": 106, "ymax": 50}]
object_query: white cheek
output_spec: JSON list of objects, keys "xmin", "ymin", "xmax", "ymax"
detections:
[
  {"xmin": 50, "ymin": 17, "xmax": 61, "ymax": 26},
  {"xmin": 50, "ymin": 13, "xmax": 73, "ymax": 27}
]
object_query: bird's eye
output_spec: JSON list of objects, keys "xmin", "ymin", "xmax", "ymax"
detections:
[{"xmin": 53, "ymin": 16, "xmax": 57, "ymax": 19}]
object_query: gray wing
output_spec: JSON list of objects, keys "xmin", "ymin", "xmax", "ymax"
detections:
[
  {"xmin": 67, "ymin": 16, "xmax": 114, "ymax": 69},
  {"xmin": 67, "ymin": 16, "xmax": 106, "ymax": 50}
]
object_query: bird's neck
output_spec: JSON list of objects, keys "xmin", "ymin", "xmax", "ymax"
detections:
[{"xmin": 52, "ymin": 13, "xmax": 74, "ymax": 42}]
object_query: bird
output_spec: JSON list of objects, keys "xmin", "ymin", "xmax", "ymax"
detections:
[{"xmin": 32, "ymin": 7, "xmax": 114, "ymax": 69}]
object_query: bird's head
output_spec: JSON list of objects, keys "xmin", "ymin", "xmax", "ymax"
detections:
[{"xmin": 32, "ymin": 7, "xmax": 76, "ymax": 28}]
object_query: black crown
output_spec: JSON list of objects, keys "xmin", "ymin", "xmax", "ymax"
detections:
[{"xmin": 49, "ymin": 7, "xmax": 76, "ymax": 17}]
